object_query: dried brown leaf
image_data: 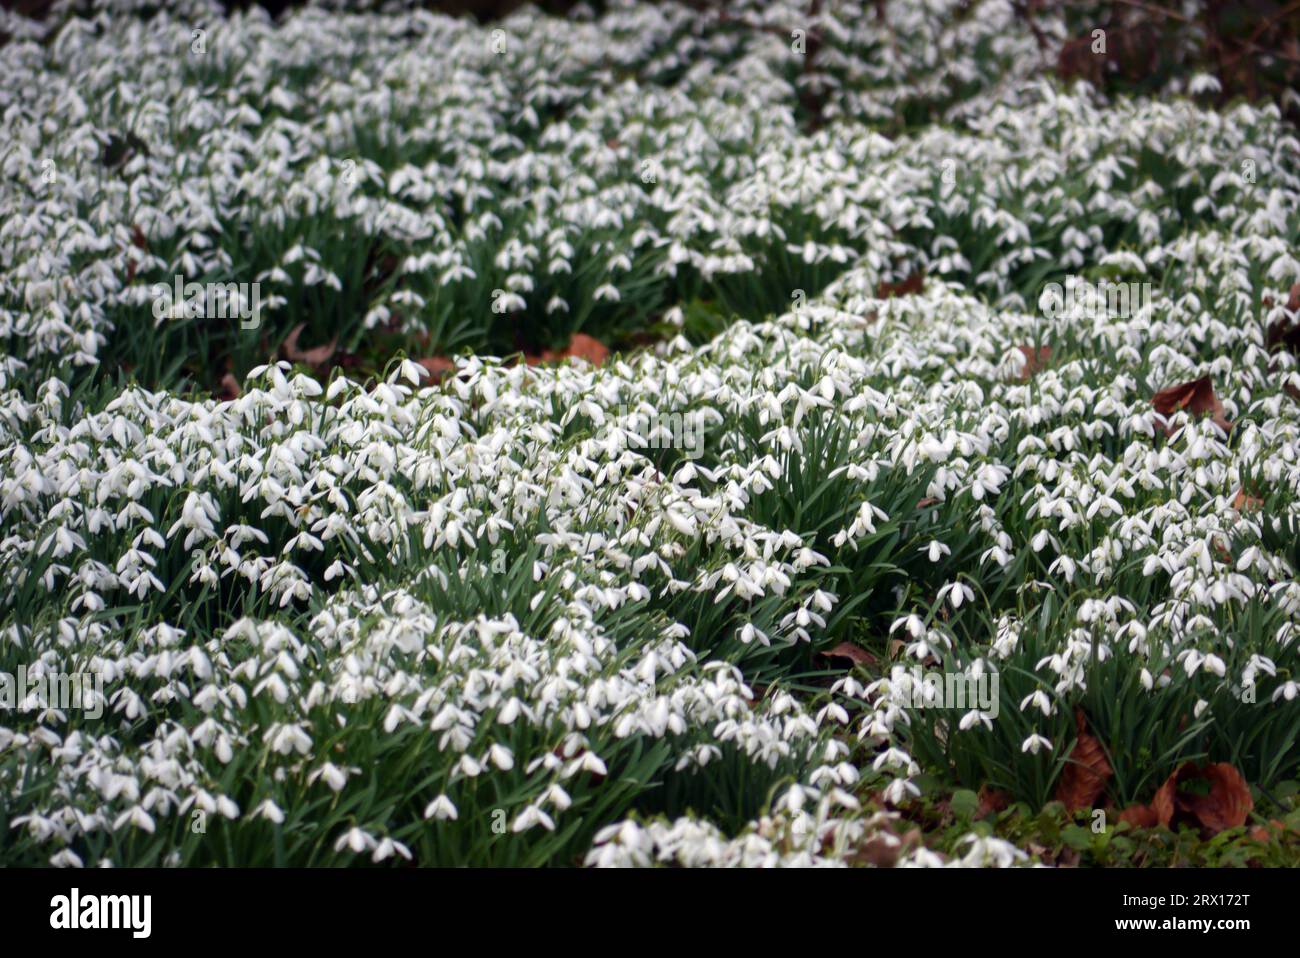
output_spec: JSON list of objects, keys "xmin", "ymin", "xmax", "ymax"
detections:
[
  {"xmin": 1016, "ymin": 345, "xmax": 1052, "ymax": 380},
  {"xmin": 819, "ymin": 642, "xmax": 878, "ymax": 669},
  {"xmin": 1266, "ymin": 281, "xmax": 1300, "ymax": 355},
  {"xmin": 845, "ymin": 826, "xmax": 920, "ymax": 867},
  {"xmin": 1232, "ymin": 487, "xmax": 1264, "ymax": 512},
  {"xmin": 1117, "ymin": 804, "xmax": 1159, "ymax": 829},
  {"xmin": 281, "ymin": 323, "xmax": 337, "ymax": 370},
  {"xmin": 216, "ymin": 373, "xmax": 241, "ymax": 401},
  {"xmin": 563, "ymin": 332, "xmax": 609, "ymax": 366},
  {"xmin": 414, "ymin": 356, "xmax": 456, "ymax": 383},
  {"xmin": 1178, "ymin": 763, "xmax": 1254, "ymax": 834},
  {"xmin": 1152, "ymin": 375, "xmax": 1231, "ymax": 435},
  {"xmin": 1147, "ymin": 762, "xmax": 1254, "ymax": 835},
  {"xmin": 1054, "ymin": 708, "xmax": 1113, "ymax": 811},
  {"xmin": 876, "ymin": 271, "xmax": 925, "ymax": 299},
  {"xmin": 976, "ymin": 785, "xmax": 1009, "ymax": 819},
  {"xmin": 538, "ymin": 333, "xmax": 611, "ymax": 367}
]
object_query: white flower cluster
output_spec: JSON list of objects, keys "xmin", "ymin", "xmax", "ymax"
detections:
[
  {"xmin": 585, "ymin": 810, "xmax": 1032, "ymax": 868},
  {"xmin": 3, "ymin": 0, "xmax": 1300, "ymax": 867},
  {"xmin": 3, "ymin": 0, "xmax": 1138, "ymax": 372}
]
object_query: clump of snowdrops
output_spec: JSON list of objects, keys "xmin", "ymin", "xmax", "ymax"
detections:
[{"xmin": 1, "ymin": 0, "xmax": 1300, "ymax": 867}]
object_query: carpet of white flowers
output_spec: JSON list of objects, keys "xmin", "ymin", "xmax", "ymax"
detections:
[{"xmin": 2, "ymin": 0, "xmax": 1300, "ymax": 867}]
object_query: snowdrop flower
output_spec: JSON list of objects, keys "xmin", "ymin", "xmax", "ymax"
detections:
[
  {"xmin": 334, "ymin": 828, "xmax": 378, "ymax": 855},
  {"xmin": 511, "ymin": 805, "xmax": 556, "ymax": 833},
  {"xmin": 1019, "ymin": 690, "xmax": 1053, "ymax": 717},
  {"xmin": 424, "ymin": 795, "xmax": 459, "ymax": 821},
  {"xmin": 937, "ymin": 581, "xmax": 975, "ymax": 609},
  {"xmin": 882, "ymin": 778, "xmax": 920, "ymax": 804},
  {"xmin": 1021, "ymin": 734, "xmax": 1053, "ymax": 755},
  {"xmin": 253, "ymin": 800, "xmax": 286, "ymax": 825},
  {"xmin": 923, "ymin": 540, "xmax": 951, "ymax": 562},
  {"xmin": 372, "ymin": 838, "xmax": 413, "ymax": 863},
  {"xmin": 955, "ymin": 835, "xmax": 1029, "ymax": 868},
  {"xmin": 958, "ymin": 710, "xmax": 994, "ymax": 731}
]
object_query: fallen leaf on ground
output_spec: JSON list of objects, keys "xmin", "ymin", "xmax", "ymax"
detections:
[
  {"xmin": 976, "ymin": 785, "xmax": 1009, "ymax": 819},
  {"xmin": 1149, "ymin": 774, "xmax": 1175, "ymax": 828},
  {"xmin": 819, "ymin": 642, "xmax": 878, "ymax": 668},
  {"xmin": 538, "ymin": 333, "xmax": 610, "ymax": 366},
  {"xmin": 1125, "ymin": 762, "xmax": 1254, "ymax": 835},
  {"xmin": 216, "ymin": 373, "xmax": 241, "ymax": 401},
  {"xmin": 1152, "ymin": 375, "xmax": 1231, "ymax": 435},
  {"xmin": 281, "ymin": 323, "xmax": 337, "ymax": 370},
  {"xmin": 1265, "ymin": 282, "xmax": 1300, "ymax": 354},
  {"xmin": 1117, "ymin": 804, "xmax": 1159, "ymax": 828},
  {"xmin": 414, "ymin": 356, "xmax": 457, "ymax": 382},
  {"xmin": 845, "ymin": 830, "xmax": 900, "ymax": 866},
  {"xmin": 564, "ymin": 333, "xmax": 610, "ymax": 365},
  {"xmin": 1170, "ymin": 763, "xmax": 1253, "ymax": 834},
  {"xmin": 1232, "ymin": 488, "xmax": 1263, "ymax": 512},
  {"xmin": 1016, "ymin": 345, "xmax": 1052, "ymax": 380},
  {"xmin": 845, "ymin": 826, "xmax": 920, "ymax": 867},
  {"xmin": 1054, "ymin": 708, "xmax": 1113, "ymax": 811},
  {"xmin": 876, "ymin": 271, "xmax": 925, "ymax": 299}
]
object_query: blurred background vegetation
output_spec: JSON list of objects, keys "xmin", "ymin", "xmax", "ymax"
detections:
[
  {"xmin": 5, "ymin": 0, "xmax": 1298, "ymax": 120},
  {"xmin": 1041, "ymin": 0, "xmax": 1300, "ymax": 121}
]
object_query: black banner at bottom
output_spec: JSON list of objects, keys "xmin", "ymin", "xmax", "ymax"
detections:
[{"xmin": 0, "ymin": 865, "xmax": 1282, "ymax": 945}]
